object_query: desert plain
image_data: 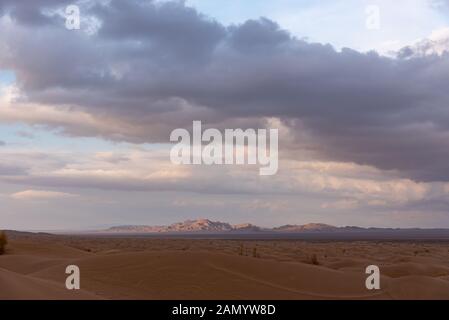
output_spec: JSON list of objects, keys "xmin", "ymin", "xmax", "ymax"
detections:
[{"xmin": 1, "ymin": 231, "xmax": 449, "ymax": 300}]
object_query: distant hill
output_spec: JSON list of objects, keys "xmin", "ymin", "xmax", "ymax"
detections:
[
  {"xmin": 273, "ymin": 223, "xmax": 338, "ymax": 232},
  {"xmin": 104, "ymin": 219, "xmax": 365, "ymax": 234},
  {"xmin": 5, "ymin": 222, "xmax": 449, "ymax": 241},
  {"xmin": 107, "ymin": 219, "xmax": 234, "ymax": 233},
  {"xmin": 2, "ymin": 230, "xmax": 56, "ymax": 241}
]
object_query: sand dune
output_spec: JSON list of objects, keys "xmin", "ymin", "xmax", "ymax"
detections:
[
  {"xmin": 28, "ymin": 251, "xmax": 390, "ymax": 299},
  {"xmin": 1, "ymin": 236, "xmax": 449, "ymax": 299},
  {"xmin": 0, "ymin": 267, "xmax": 100, "ymax": 300}
]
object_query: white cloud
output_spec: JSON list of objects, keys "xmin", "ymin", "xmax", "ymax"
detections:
[{"xmin": 10, "ymin": 189, "xmax": 78, "ymax": 200}]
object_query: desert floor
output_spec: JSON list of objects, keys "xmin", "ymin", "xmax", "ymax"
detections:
[{"xmin": 1, "ymin": 232, "xmax": 449, "ymax": 299}]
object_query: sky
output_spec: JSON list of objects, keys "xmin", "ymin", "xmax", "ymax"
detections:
[{"xmin": 1, "ymin": 0, "xmax": 449, "ymax": 230}]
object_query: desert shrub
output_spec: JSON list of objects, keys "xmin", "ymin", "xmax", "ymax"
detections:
[
  {"xmin": 0, "ymin": 231, "xmax": 7, "ymax": 255},
  {"xmin": 252, "ymin": 247, "xmax": 260, "ymax": 258},
  {"xmin": 308, "ymin": 254, "xmax": 319, "ymax": 265}
]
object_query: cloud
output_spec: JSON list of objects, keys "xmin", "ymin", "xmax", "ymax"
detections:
[
  {"xmin": 242, "ymin": 199, "xmax": 290, "ymax": 212},
  {"xmin": 16, "ymin": 130, "xmax": 34, "ymax": 139},
  {"xmin": 0, "ymin": 140, "xmax": 5, "ymax": 146},
  {"xmin": 0, "ymin": 0, "xmax": 73, "ymax": 26},
  {"xmin": 397, "ymin": 27, "xmax": 449, "ymax": 58},
  {"xmin": 1, "ymin": 146, "xmax": 448, "ymax": 212},
  {"xmin": 0, "ymin": 163, "xmax": 26, "ymax": 175},
  {"xmin": 94, "ymin": 152, "xmax": 129, "ymax": 163},
  {"xmin": 321, "ymin": 199, "xmax": 359, "ymax": 210},
  {"xmin": 2, "ymin": 143, "xmax": 449, "ymax": 227},
  {"xmin": 1, "ymin": 0, "xmax": 449, "ymax": 184},
  {"xmin": 10, "ymin": 189, "xmax": 78, "ymax": 200}
]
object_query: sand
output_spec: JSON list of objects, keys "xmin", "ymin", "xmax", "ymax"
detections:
[{"xmin": 1, "ymin": 233, "xmax": 449, "ymax": 299}]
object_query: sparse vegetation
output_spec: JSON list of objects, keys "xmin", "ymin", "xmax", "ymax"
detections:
[
  {"xmin": 306, "ymin": 253, "xmax": 319, "ymax": 265},
  {"xmin": 0, "ymin": 231, "xmax": 7, "ymax": 255},
  {"xmin": 252, "ymin": 247, "xmax": 260, "ymax": 258},
  {"xmin": 239, "ymin": 243, "xmax": 244, "ymax": 255}
]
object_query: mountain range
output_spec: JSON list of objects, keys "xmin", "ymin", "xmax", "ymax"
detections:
[{"xmin": 105, "ymin": 219, "xmax": 376, "ymax": 233}]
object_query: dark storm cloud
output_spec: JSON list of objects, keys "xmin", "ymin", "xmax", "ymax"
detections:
[
  {"xmin": 0, "ymin": 0, "xmax": 73, "ymax": 26},
  {"xmin": 1, "ymin": 0, "xmax": 449, "ymax": 181},
  {"xmin": 228, "ymin": 18, "xmax": 291, "ymax": 52},
  {"xmin": 93, "ymin": 0, "xmax": 226, "ymax": 60}
]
